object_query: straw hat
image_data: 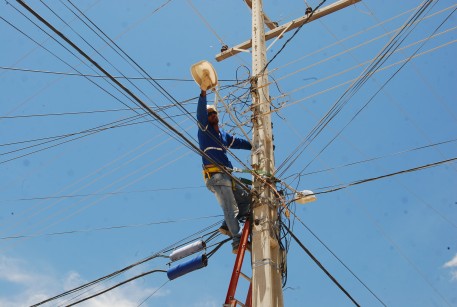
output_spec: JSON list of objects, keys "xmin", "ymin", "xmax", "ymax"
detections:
[{"xmin": 191, "ymin": 60, "xmax": 218, "ymax": 90}]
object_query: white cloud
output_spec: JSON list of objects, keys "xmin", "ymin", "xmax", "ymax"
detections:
[
  {"xmin": 0, "ymin": 255, "xmax": 169, "ymax": 307},
  {"xmin": 443, "ymin": 253, "xmax": 457, "ymax": 281}
]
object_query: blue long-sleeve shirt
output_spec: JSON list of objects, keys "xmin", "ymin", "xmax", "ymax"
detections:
[{"xmin": 197, "ymin": 94, "xmax": 251, "ymax": 168}]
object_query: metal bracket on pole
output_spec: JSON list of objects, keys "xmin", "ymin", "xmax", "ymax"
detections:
[
  {"xmin": 243, "ymin": 0, "xmax": 278, "ymax": 30},
  {"xmin": 215, "ymin": 0, "xmax": 361, "ymax": 62},
  {"xmin": 266, "ymin": 22, "xmax": 293, "ymax": 52}
]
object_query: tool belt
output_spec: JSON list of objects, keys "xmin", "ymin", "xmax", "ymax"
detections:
[
  {"xmin": 202, "ymin": 164, "xmax": 238, "ymax": 190},
  {"xmin": 202, "ymin": 164, "xmax": 224, "ymax": 180}
]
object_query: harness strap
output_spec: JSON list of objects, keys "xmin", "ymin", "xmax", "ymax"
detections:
[{"xmin": 203, "ymin": 146, "xmax": 224, "ymax": 153}]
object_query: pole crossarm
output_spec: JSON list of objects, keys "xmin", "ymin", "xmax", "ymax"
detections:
[{"xmin": 215, "ymin": 0, "xmax": 361, "ymax": 62}]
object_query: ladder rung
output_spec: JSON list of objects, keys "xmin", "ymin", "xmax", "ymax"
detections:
[
  {"xmin": 240, "ymin": 271, "xmax": 251, "ymax": 282},
  {"xmin": 223, "ymin": 299, "xmax": 245, "ymax": 307}
]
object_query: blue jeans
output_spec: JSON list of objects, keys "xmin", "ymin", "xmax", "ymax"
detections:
[{"xmin": 205, "ymin": 173, "xmax": 250, "ymax": 247}]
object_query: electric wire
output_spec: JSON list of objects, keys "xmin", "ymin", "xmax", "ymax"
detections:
[
  {"xmin": 282, "ymin": 207, "xmax": 385, "ymax": 306},
  {"xmin": 46, "ymin": 0, "xmax": 257, "ymax": 194},
  {"xmin": 0, "ymin": 117, "xmax": 143, "ymax": 164},
  {"xmin": 31, "ymin": 221, "xmax": 221, "ymax": 306},
  {"xmin": 1, "ymin": 112, "xmax": 147, "ymax": 154},
  {"xmin": 64, "ymin": 0, "xmax": 200, "ymax": 145},
  {"xmin": 187, "ymin": 0, "xmax": 225, "ymax": 45},
  {"xmin": 1, "ymin": 143, "xmax": 193, "ymax": 250},
  {"xmin": 270, "ymin": 3, "xmax": 456, "ymax": 76},
  {"xmin": 270, "ymin": 26, "xmax": 457, "ymax": 105},
  {"xmin": 281, "ymin": 222, "xmax": 361, "ymax": 307},
  {"xmin": 296, "ymin": 4, "xmax": 456, "ymax": 176},
  {"xmin": 298, "ymin": 138, "xmax": 457, "ymax": 177},
  {"xmin": 270, "ymin": 22, "xmax": 457, "ymax": 98},
  {"xmin": 269, "ymin": 37, "xmax": 457, "ymax": 113},
  {"xmin": 4, "ymin": 1, "xmax": 144, "ymax": 114},
  {"xmin": 0, "ymin": 215, "xmax": 221, "ymax": 240},
  {"xmin": 64, "ymin": 269, "xmax": 167, "ymax": 307},
  {"xmin": 0, "ymin": 66, "xmax": 240, "ymax": 82},
  {"xmin": 14, "ymin": 0, "xmax": 251, "ymax": 195},
  {"xmin": 0, "ymin": 118, "xmax": 190, "ymax": 234},
  {"xmin": 40, "ymin": 0, "xmax": 168, "ymax": 122},
  {"xmin": 1, "ymin": 185, "xmax": 205, "ymax": 203},
  {"xmin": 5, "ymin": 0, "xmax": 196, "ymax": 161},
  {"xmin": 286, "ymin": 159, "xmax": 456, "ymax": 306},
  {"xmin": 363, "ymin": 1, "xmax": 457, "ymax": 120},
  {"xmin": 136, "ymin": 279, "xmax": 170, "ymax": 307},
  {"xmin": 0, "ymin": 125, "xmax": 193, "ymax": 248},
  {"xmin": 0, "ymin": 13, "xmax": 138, "ymax": 116},
  {"xmin": 276, "ymin": 0, "xmax": 434, "ymax": 174},
  {"xmin": 276, "ymin": 0, "xmax": 441, "ymax": 177},
  {"xmin": 259, "ymin": 0, "xmax": 327, "ymax": 75},
  {"xmin": 312, "ymin": 156, "xmax": 457, "ymax": 196}
]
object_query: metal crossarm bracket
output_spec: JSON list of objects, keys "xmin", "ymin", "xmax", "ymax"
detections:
[{"xmin": 215, "ymin": 0, "xmax": 361, "ymax": 62}]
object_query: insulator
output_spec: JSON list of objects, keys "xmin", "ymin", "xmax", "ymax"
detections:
[
  {"xmin": 167, "ymin": 254, "xmax": 208, "ymax": 280},
  {"xmin": 221, "ymin": 45, "xmax": 228, "ymax": 52},
  {"xmin": 306, "ymin": 7, "xmax": 313, "ymax": 15},
  {"xmin": 169, "ymin": 240, "xmax": 206, "ymax": 262}
]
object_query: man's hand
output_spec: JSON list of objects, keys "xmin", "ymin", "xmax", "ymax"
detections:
[{"xmin": 200, "ymin": 69, "xmax": 212, "ymax": 91}]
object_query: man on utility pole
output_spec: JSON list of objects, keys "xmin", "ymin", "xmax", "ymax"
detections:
[{"xmin": 194, "ymin": 62, "xmax": 252, "ymax": 254}]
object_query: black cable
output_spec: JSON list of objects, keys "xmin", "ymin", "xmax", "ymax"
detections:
[
  {"xmin": 4, "ymin": 1, "xmax": 143, "ymax": 112},
  {"xmin": 284, "ymin": 207, "xmax": 387, "ymax": 306},
  {"xmin": 65, "ymin": 0, "xmax": 258, "ymax": 180},
  {"xmin": 64, "ymin": 269, "xmax": 167, "ymax": 307},
  {"xmin": 0, "ymin": 112, "xmax": 148, "ymax": 154},
  {"xmin": 275, "ymin": 0, "xmax": 436, "ymax": 175},
  {"xmin": 45, "ymin": 0, "xmax": 173, "ymax": 131},
  {"xmin": 64, "ymin": 0, "xmax": 200, "ymax": 147},
  {"xmin": 0, "ymin": 215, "xmax": 220, "ymax": 240},
  {"xmin": 298, "ymin": 138, "xmax": 457, "ymax": 177},
  {"xmin": 313, "ymin": 156, "xmax": 457, "ymax": 196},
  {"xmin": 281, "ymin": 222, "xmax": 361, "ymax": 307},
  {"xmin": 296, "ymin": 3, "xmax": 455, "ymax": 175},
  {"xmin": 31, "ymin": 221, "xmax": 221, "ymax": 306},
  {"xmin": 260, "ymin": 0, "xmax": 327, "ymax": 75},
  {"xmin": 15, "ymin": 0, "xmax": 251, "ymax": 193},
  {"xmin": 207, "ymin": 237, "xmax": 231, "ymax": 259},
  {"xmin": 0, "ymin": 113, "xmax": 151, "ymax": 165},
  {"xmin": 2, "ymin": 185, "xmax": 205, "ymax": 203},
  {"xmin": 0, "ymin": 97, "xmax": 196, "ymax": 120},
  {"xmin": 4, "ymin": 1, "xmax": 194, "ymax": 157},
  {"xmin": 0, "ymin": 65, "xmax": 239, "ymax": 82}
]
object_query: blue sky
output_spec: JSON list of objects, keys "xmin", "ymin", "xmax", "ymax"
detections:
[{"xmin": 1, "ymin": 0, "xmax": 456, "ymax": 306}]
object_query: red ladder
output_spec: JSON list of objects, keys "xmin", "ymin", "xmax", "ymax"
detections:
[{"xmin": 224, "ymin": 219, "xmax": 252, "ymax": 307}]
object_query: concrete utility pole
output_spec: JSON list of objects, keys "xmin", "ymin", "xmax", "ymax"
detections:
[
  {"xmin": 249, "ymin": 0, "xmax": 282, "ymax": 305},
  {"xmin": 215, "ymin": 1, "xmax": 360, "ymax": 306}
]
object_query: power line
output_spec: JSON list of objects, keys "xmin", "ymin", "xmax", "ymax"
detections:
[
  {"xmin": 0, "ymin": 215, "xmax": 220, "ymax": 240},
  {"xmin": 276, "ymin": 0, "xmax": 443, "ymax": 177},
  {"xmin": 0, "ymin": 65, "xmax": 198, "ymax": 80},
  {"xmin": 281, "ymin": 222, "xmax": 361, "ymax": 307},
  {"xmin": 282, "ymin": 208, "xmax": 386, "ymax": 306},
  {"xmin": 260, "ymin": 0, "xmax": 327, "ymax": 74},
  {"xmin": 1, "ymin": 185, "xmax": 205, "ymax": 202},
  {"xmin": 296, "ymin": 4, "xmax": 457, "ymax": 175},
  {"xmin": 64, "ymin": 270, "xmax": 168, "ymax": 307},
  {"xmin": 15, "ymin": 0, "xmax": 254, "ymax": 196},
  {"xmin": 31, "ymin": 221, "xmax": 220, "ymax": 306},
  {"xmin": 298, "ymin": 138, "xmax": 457, "ymax": 177},
  {"xmin": 0, "ymin": 7, "xmax": 144, "ymax": 117},
  {"xmin": 313, "ymin": 156, "xmax": 457, "ymax": 195}
]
